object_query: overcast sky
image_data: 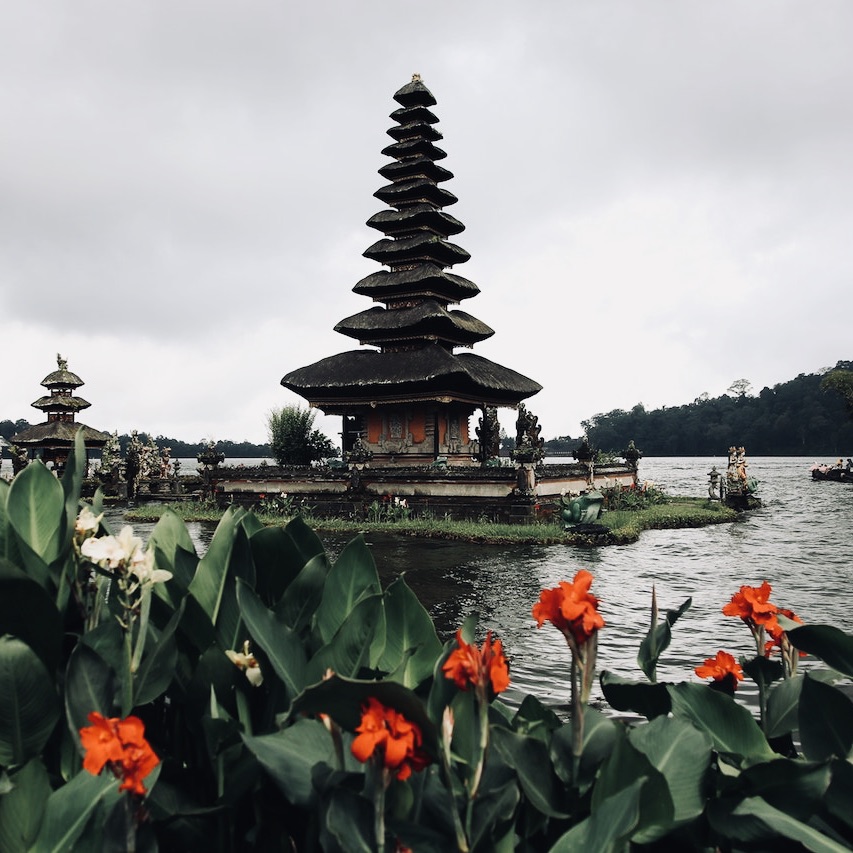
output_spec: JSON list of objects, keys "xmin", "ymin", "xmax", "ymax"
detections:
[{"xmin": 2, "ymin": 1, "xmax": 851, "ymax": 446}]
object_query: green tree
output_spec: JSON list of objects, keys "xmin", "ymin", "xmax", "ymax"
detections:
[
  {"xmin": 820, "ymin": 363, "xmax": 853, "ymax": 417},
  {"xmin": 267, "ymin": 405, "xmax": 338, "ymax": 465}
]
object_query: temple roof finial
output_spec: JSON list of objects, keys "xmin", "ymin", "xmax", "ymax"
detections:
[
  {"xmin": 411, "ymin": 73, "xmax": 421, "ymax": 83},
  {"xmin": 57, "ymin": 353, "xmax": 68, "ymax": 371}
]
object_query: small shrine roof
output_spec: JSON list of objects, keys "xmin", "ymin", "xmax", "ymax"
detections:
[
  {"xmin": 31, "ymin": 394, "xmax": 92, "ymax": 411},
  {"xmin": 363, "ymin": 234, "xmax": 470, "ymax": 267},
  {"xmin": 353, "ymin": 264, "xmax": 480, "ymax": 302},
  {"xmin": 10, "ymin": 422, "xmax": 111, "ymax": 447},
  {"xmin": 366, "ymin": 206, "xmax": 465, "ymax": 237}
]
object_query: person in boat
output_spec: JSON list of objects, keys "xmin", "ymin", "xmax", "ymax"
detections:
[
  {"xmin": 846, "ymin": 458, "xmax": 852, "ymax": 472},
  {"xmin": 837, "ymin": 458, "xmax": 844, "ymax": 468}
]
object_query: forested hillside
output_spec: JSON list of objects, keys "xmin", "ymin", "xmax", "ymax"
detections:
[{"xmin": 581, "ymin": 364, "xmax": 853, "ymax": 456}]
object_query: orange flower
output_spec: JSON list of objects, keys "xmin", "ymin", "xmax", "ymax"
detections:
[
  {"xmin": 442, "ymin": 629, "xmax": 510, "ymax": 695},
  {"xmin": 532, "ymin": 570, "xmax": 605, "ymax": 645},
  {"xmin": 722, "ymin": 581, "xmax": 778, "ymax": 628},
  {"xmin": 351, "ymin": 698, "xmax": 430, "ymax": 781},
  {"xmin": 79, "ymin": 712, "xmax": 159, "ymax": 796},
  {"xmin": 764, "ymin": 607, "xmax": 806, "ymax": 658},
  {"xmin": 695, "ymin": 651, "xmax": 744, "ymax": 688}
]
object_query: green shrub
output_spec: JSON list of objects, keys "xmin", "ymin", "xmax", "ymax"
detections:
[{"xmin": 267, "ymin": 404, "xmax": 338, "ymax": 466}]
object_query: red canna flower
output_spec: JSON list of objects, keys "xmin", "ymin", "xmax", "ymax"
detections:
[
  {"xmin": 79, "ymin": 712, "xmax": 159, "ymax": 796},
  {"xmin": 351, "ymin": 698, "xmax": 430, "ymax": 781},
  {"xmin": 695, "ymin": 651, "xmax": 744, "ymax": 688},
  {"xmin": 532, "ymin": 570, "xmax": 605, "ymax": 646},
  {"xmin": 764, "ymin": 607, "xmax": 806, "ymax": 658},
  {"xmin": 442, "ymin": 629, "xmax": 510, "ymax": 695},
  {"xmin": 722, "ymin": 581, "xmax": 778, "ymax": 628}
]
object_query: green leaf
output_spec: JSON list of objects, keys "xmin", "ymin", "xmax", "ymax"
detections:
[
  {"xmin": 308, "ymin": 594, "xmax": 384, "ymax": 681},
  {"xmin": 740, "ymin": 759, "xmax": 831, "ymax": 821},
  {"xmin": 628, "ymin": 715, "xmax": 712, "ymax": 823},
  {"xmin": 550, "ymin": 777, "xmax": 645, "ymax": 852},
  {"xmin": 742, "ymin": 653, "xmax": 784, "ymax": 686},
  {"xmin": 667, "ymin": 682, "xmax": 774, "ymax": 760},
  {"xmin": 0, "ymin": 559, "xmax": 62, "ymax": 675},
  {"xmin": 276, "ymin": 552, "xmax": 329, "ymax": 633},
  {"xmin": 283, "ymin": 515, "xmax": 327, "ymax": 569},
  {"xmin": 490, "ymin": 726, "xmax": 569, "ymax": 818},
  {"xmin": 550, "ymin": 706, "xmax": 620, "ymax": 792},
  {"xmin": 60, "ymin": 429, "xmax": 87, "ymax": 545},
  {"xmin": 315, "ymin": 535, "xmax": 381, "ymax": 645},
  {"xmin": 148, "ymin": 508, "xmax": 198, "ymax": 590},
  {"xmin": 320, "ymin": 786, "xmax": 375, "ymax": 852},
  {"xmin": 638, "ymin": 595, "xmax": 691, "ymax": 682},
  {"xmin": 469, "ymin": 777, "xmax": 520, "ymax": 851},
  {"xmin": 376, "ymin": 576, "xmax": 442, "ymax": 689},
  {"xmin": 64, "ymin": 644, "xmax": 117, "ymax": 737},
  {"xmin": 512, "ymin": 693, "xmax": 563, "ymax": 740},
  {"xmin": 249, "ymin": 526, "xmax": 304, "ymax": 605},
  {"xmin": 242, "ymin": 718, "xmax": 337, "ymax": 807},
  {"xmin": 134, "ymin": 598, "xmax": 184, "ymax": 706},
  {"xmin": 29, "ymin": 770, "xmax": 120, "ymax": 853},
  {"xmin": 0, "ymin": 480, "xmax": 17, "ymax": 563},
  {"xmin": 712, "ymin": 795, "xmax": 850, "ymax": 852},
  {"xmin": 788, "ymin": 624, "xmax": 853, "ymax": 678},
  {"xmin": 6, "ymin": 462, "xmax": 65, "ymax": 571},
  {"xmin": 0, "ymin": 635, "xmax": 61, "ymax": 765},
  {"xmin": 0, "ymin": 758, "xmax": 51, "ymax": 853},
  {"xmin": 236, "ymin": 580, "xmax": 307, "ymax": 701},
  {"xmin": 600, "ymin": 670, "xmax": 671, "ymax": 719},
  {"xmin": 765, "ymin": 675, "xmax": 803, "ymax": 738},
  {"xmin": 591, "ymin": 734, "xmax": 674, "ymax": 844},
  {"xmin": 799, "ymin": 673, "xmax": 853, "ymax": 761}
]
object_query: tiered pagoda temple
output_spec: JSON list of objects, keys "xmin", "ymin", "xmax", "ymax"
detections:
[
  {"xmin": 282, "ymin": 75, "xmax": 541, "ymax": 466},
  {"xmin": 10, "ymin": 355, "xmax": 111, "ymax": 472}
]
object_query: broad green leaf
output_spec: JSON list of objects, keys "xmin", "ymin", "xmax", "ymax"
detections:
[
  {"xmin": 0, "ymin": 758, "xmax": 51, "ymax": 853},
  {"xmin": 134, "ymin": 598, "xmax": 184, "ymax": 706},
  {"xmin": 667, "ymin": 682, "xmax": 774, "ymax": 760},
  {"xmin": 315, "ymin": 535, "xmax": 381, "ymax": 645},
  {"xmin": 308, "ymin": 594, "xmax": 384, "ymax": 681},
  {"xmin": 320, "ymin": 786, "xmax": 374, "ymax": 852},
  {"xmin": 376, "ymin": 576, "xmax": 442, "ymax": 689},
  {"xmin": 29, "ymin": 770, "xmax": 120, "ymax": 853},
  {"xmin": 712, "ymin": 795, "xmax": 850, "ymax": 852},
  {"xmin": 638, "ymin": 595, "xmax": 691, "ymax": 682},
  {"xmin": 242, "ymin": 718, "xmax": 337, "ymax": 807},
  {"xmin": 0, "ymin": 559, "xmax": 62, "ymax": 675},
  {"xmin": 550, "ymin": 777, "xmax": 645, "ymax": 852},
  {"xmin": 60, "ymin": 429, "xmax": 86, "ymax": 545},
  {"xmin": 788, "ymin": 624, "xmax": 853, "ymax": 678},
  {"xmin": 798, "ymin": 674, "xmax": 853, "ymax": 761},
  {"xmin": 742, "ymin": 653, "xmax": 784, "ymax": 687},
  {"xmin": 600, "ymin": 670, "xmax": 671, "ymax": 719},
  {"xmin": 550, "ymin": 706, "xmax": 620, "ymax": 793},
  {"xmin": 0, "ymin": 635, "xmax": 60, "ymax": 765},
  {"xmin": 592, "ymin": 734, "xmax": 674, "ymax": 844},
  {"xmin": 765, "ymin": 675, "xmax": 803, "ymax": 738},
  {"xmin": 825, "ymin": 758, "xmax": 853, "ymax": 830},
  {"xmin": 188, "ymin": 505, "xmax": 246, "ymax": 622},
  {"xmin": 64, "ymin": 644, "xmax": 117, "ymax": 737},
  {"xmin": 740, "ymin": 759, "xmax": 830, "ymax": 821},
  {"xmin": 6, "ymin": 462, "xmax": 65, "ymax": 568},
  {"xmin": 490, "ymin": 726, "xmax": 569, "ymax": 818},
  {"xmin": 628, "ymin": 715, "xmax": 712, "ymax": 822},
  {"xmin": 148, "ymin": 508, "xmax": 198, "ymax": 591},
  {"xmin": 469, "ymin": 777, "xmax": 520, "ymax": 851},
  {"xmin": 276, "ymin": 552, "xmax": 329, "ymax": 632},
  {"xmin": 283, "ymin": 515, "xmax": 327, "ymax": 566},
  {"xmin": 512, "ymin": 693, "xmax": 563, "ymax": 740},
  {"xmin": 0, "ymin": 480, "xmax": 14, "ymax": 562},
  {"xmin": 249, "ymin": 525, "xmax": 305, "ymax": 605},
  {"xmin": 189, "ymin": 508, "xmax": 254, "ymax": 651},
  {"xmin": 236, "ymin": 579, "xmax": 307, "ymax": 700}
]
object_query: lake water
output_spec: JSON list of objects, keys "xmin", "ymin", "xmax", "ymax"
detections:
[{"xmin": 96, "ymin": 456, "xmax": 853, "ymax": 712}]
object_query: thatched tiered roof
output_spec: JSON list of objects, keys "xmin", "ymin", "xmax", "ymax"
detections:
[{"xmin": 282, "ymin": 75, "xmax": 540, "ymax": 412}]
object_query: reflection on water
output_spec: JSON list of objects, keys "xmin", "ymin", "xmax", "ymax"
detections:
[{"xmin": 105, "ymin": 457, "xmax": 853, "ymax": 710}]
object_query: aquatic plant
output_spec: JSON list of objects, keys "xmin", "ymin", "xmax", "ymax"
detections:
[{"xmin": 2, "ymin": 432, "xmax": 853, "ymax": 850}]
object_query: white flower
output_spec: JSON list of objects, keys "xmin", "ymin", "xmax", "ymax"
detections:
[
  {"xmin": 81, "ymin": 534, "xmax": 127, "ymax": 568},
  {"xmin": 225, "ymin": 641, "xmax": 263, "ymax": 686},
  {"xmin": 74, "ymin": 506, "xmax": 103, "ymax": 538},
  {"xmin": 130, "ymin": 547, "xmax": 173, "ymax": 586}
]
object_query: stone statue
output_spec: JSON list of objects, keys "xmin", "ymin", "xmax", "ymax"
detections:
[
  {"xmin": 476, "ymin": 406, "xmax": 501, "ymax": 463},
  {"xmin": 512, "ymin": 403, "xmax": 545, "ymax": 463}
]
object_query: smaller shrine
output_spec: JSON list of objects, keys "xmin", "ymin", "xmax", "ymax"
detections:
[{"xmin": 10, "ymin": 355, "xmax": 111, "ymax": 474}]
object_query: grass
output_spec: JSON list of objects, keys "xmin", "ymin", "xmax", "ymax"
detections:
[{"xmin": 125, "ymin": 497, "xmax": 737, "ymax": 546}]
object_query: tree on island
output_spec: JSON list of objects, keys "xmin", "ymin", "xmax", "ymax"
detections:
[
  {"xmin": 820, "ymin": 361, "xmax": 853, "ymax": 418},
  {"xmin": 267, "ymin": 405, "xmax": 338, "ymax": 466}
]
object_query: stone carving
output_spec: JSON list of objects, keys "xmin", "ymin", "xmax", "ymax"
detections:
[
  {"xmin": 476, "ymin": 406, "xmax": 501, "ymax": 463},
  {"xmin": 512, "ymin": 404, "xmax": 544, "ymax": 464}
]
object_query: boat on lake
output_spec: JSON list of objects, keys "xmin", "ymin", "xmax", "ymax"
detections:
[{"xmin": 811, "ymin": 461, "xmax": 853, "ymax": 482}]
